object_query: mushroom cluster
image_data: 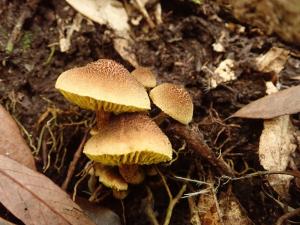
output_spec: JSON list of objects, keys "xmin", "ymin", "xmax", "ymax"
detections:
[{"xmin": 55, "ymin": 59, "xmax": 193, "ymax": 199}]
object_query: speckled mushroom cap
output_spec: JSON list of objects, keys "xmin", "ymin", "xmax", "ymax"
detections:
[
  {"xmin": 55, "ymin": 59, "xmax": 150, "ymax": 113},
  {"xmin": 92, "ymin": 163, "xmax": 128, "ymax": 191},
  {"xmin": 131, "ymin": 67, "xmax": 157, "ymax": 88},
  {"xmin": 83, "ymin": 113, "xmax": 172, "ymax": 165},
  {"xmin": 149, "ymin": 83, "xmax": 193, "ymax": 124}
]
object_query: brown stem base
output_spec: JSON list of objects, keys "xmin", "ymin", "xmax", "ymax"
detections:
[{"xmin": 96, "ymin": 108, "xmax": 111, "ymax": 130}]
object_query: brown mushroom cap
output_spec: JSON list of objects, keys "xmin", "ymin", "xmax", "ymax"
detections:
[
  {"xmin": 83, "ymin": 113, "xmax": 172, "ymax": 165},
  {"xmin": 131, "ymin": 67, "xmax": 157, "ymax": 88},
  {"xmin": 149, "ymin": 83, "xmax": 193, "ymax": 124},
  {"xmin": 112, "ymin": 190, "xmax": 129, "ymax": 199},
  {"xmin": 55, "ymin": 59, "xmax": 150, "ymax": 113},
  {"xmin": 92, "ymin": 163, "xmax": 128, "ymax": 191},
  {"xmin": 119, "ymin": 165, "xmax": 145, "ymax": 184}
]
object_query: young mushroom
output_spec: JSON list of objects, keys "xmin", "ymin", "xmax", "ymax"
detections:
[
  {"xmin": 55, "ymin": 59, "xmax": 150, "ymax": 130},
  {"xmin": 119, "ymin": 164, "xmax": 145, "ymax": 185},
  {"xmin": 89, "ymin": 163, "xmax": 128, "ymax": 193},
  {"xmin": 83, "ymin": 113, "xmax": 173, "ymax": 184},
  {"xmin": 149, "ymin": 83, "xmax": 194, "ymax": 125},
  {"xmin": 131, "ymin": 67, "xmax": 157, "ymax": 89}
]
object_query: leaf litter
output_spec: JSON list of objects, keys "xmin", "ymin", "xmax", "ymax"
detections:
[
  {"xmin": 65, "ymin": 0, "xmax": 139, "ymax": 67},
  {"xmin": 0, "ymin": 155, "xmax": 95, "ymax": 225},
  {"xmin": 232, "ymin": 85, "xmax": 300, "ymax": 119},
  {"xmin": 258, "ymin": 82, "xmax": 297, "ymax": 199},
  {"xmin": 0, "ymin": 105, "xmax": 36, "ymax": 171},
  {"xmin": 1, "ymin": 0, "xmax": 300, "ymax": 224}
]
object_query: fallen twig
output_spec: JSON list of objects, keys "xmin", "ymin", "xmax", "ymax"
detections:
[
  {"xmin": 62, "ymin": 131, "xmax": 88, "ymax": 190},
  {"xmin": 167, "ymin": 123, "xmax": 234, "ymax": 176}
]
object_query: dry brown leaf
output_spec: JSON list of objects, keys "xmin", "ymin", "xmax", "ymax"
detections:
[
  {"xmin": 0, "ymin": 217, "xmax": 16, "ymax": 225},
  {"xmin": 0, "ymin": 155, "xmax": 96, "ymax": 225},
  {"xmin": 0, "ymin": 105, "xmax": 36, "ymax": 170},
  {"xmin": 258, "ymin": 83, "xmax": 297, "ymax": 198},
  {"xmin": 65, "ymin": 0, "xmax": 138, "ymax": 67},
  {"xmin": 76, "ymin": 197, "xmax": 121, "ymax": 225},
  {"xmin": 198, "ymin": 188, "xmax": 222, "ymax": 225},
  {"xmin": 209, "ymin": 59, "xmax": 236, "ymax": 89},
  {"xmin": 219, "ymin": 190, "xmax": 254, "ymax": 225},
  {"xmin": 256, "ymin": 47, "xmax": 290, "ymax": 74},
  {"xmin": 58, "ymin": 13, "xmax": 83, "ymax": 52},
  {"xmin": 232, "ymin": 85, "xmax": 300, "ymax": 119}
]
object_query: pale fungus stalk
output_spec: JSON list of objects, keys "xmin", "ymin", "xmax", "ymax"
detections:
[{"xmin": 96, "ymin": 108, "xmax": 111, "ymax": 130}]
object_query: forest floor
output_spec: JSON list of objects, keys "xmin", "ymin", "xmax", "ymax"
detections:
[{"xmin": 1, "ymin": 0, "xmax": 300, "ymax": 224}]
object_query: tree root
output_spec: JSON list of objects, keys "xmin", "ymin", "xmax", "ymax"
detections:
[{"xmin": 167, "ymin": 122, "xmax": 234, "ymax": 176}]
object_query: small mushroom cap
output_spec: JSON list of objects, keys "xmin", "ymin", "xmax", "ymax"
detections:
[
  {"xmin": 149, "ymin": 83, "xmax": 193, "ymax": 124},
  {"xmin": 112, "ymin": 190, "xmax": 129, "ymax": 199},
  {"xmin": 55, "ymin": 59, "xmax": 150, "ymax": 113},
  {"xmin": 131, "ymin": 67, "xmax": 157, "ymax": 88},
  {"xmin": 119, "ymin": 165, "xmax": 145, "ymax": 184},
  {"xmin": 83, "ymin": 113, "xmax": 172, "ymax": 165},
  {"xmin": 93, "ymin": 163, "xmax": 128, "ymax": 191}
]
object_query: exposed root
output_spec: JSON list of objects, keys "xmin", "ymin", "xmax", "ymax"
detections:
[
  {"xmin": 167, "ymin": 122, "xmax": 234, "ymax": 176},
  {"xmin": 72, "ymin": 162, "xmax": 94, "ymax": 201},
  {"xmin": 145, "ymin": 166, "xmax": 193, "ymax": 225},
  {"xmin": 276, "ymin": 208, "xmax": 300, "ymax": 225},
  {"xmin": 121, "ymin": 200, "xmax": 127, "ymax": 225},
  {"xmin": 144, "ymin": 186, "xmax": 160, "ymax": 225},
  {"xmin": 167, "ymin": 140, "xmax": 186, "ymax": 166},
  {"xmin": 62, "ymin": 130, "xmax": 89, "ymax": 190}
]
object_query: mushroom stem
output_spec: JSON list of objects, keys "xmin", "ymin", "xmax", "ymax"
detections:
[
  {"xmin": 96, "ymin": 108, "xmax": 111, "ymax": 130},
  {"xmin": 119, "ymin": 164, "xmax": 145, "ymax": 184},
  {"xmin": 152, "ymin": 111, "xmax": 168, "ymax": 125}
]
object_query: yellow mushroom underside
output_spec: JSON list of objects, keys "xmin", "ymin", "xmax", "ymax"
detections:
[
  {"xmin": 60, "ymin": 90, "xmax": 147, "ymax": 113},
  {"xmin": 85, "ymin": 150, "xmax": 171, "ymax": 166},
  {"xmin": 83, "ymin": 113, "xmax": 173, "ymax": 165}
]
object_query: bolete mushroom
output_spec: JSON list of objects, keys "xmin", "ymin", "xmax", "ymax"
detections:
[
  {"xmin": 55, "ymin": 59, "xmax": 150, "ymax": 129},
  {"xmin": 131, "ymin": 67, "xmax": 157, "ymax": 89},
  {"xmin": 149, "ymin": 83, "xmax": 193, "ymax": 125},
  {"xmin": 83, "ymin": 113, "xmax": 173, "ymax": 184}
]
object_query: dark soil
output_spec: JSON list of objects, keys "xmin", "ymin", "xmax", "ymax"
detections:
[{"xmin": 1, "ymin": 0, "xmax": 300, "ymax": 225}]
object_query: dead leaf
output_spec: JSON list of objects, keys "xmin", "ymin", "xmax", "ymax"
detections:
[
  {"xmin": 0, "ymin": 217, "xmax": 16, "ymax": 225},
  {"xmin": 197, "ymin": 185, "xmax": 222, "ymax": 225},
  {"xmin": 76, "ymin": 197, "xmax": 121, "ymax": 225},
  {"xmin": 256, "ymin": 47, "xmax": 290, "ymax": 74},
  {"xmin": 232, "ymin": 85, "xmax": 300, "ymax": 119},
  {"xmin": 0, "ymin": 105, "xmax": 36, "ymax": 170},
  {"xmin": 219, "ymin": 190, "xmax": 254, "ymax": 225},
  {"xmin": 0, "ymin": 155, "xmax": 95, "ymax": 225},
  {"xmin": 58, "ymin": 13, "xmax": 83, "ymax": 52},
  {"xmin": 132, "ymin": 0, "xmax": 155, "ymax": 28},
  {"xmin": 113, "ymin": 31, "xmax": 139, "ymax": 68},
  {"xmin": 65, "ymin": 0, "xmax": 138, "ymax": 66},
  {"xmin": 209, "ymin": 59, "xmax": 236, "ymax": 89},
  {"xmin": 258, "ymin": 82, "xmax": 297, "ymax": 198}
]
